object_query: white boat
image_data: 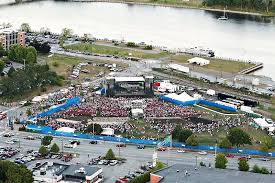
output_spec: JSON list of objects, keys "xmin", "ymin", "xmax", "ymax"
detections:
[{"xmin": 218, "ymin": 8, "xmax": 228, "ymax": 20}]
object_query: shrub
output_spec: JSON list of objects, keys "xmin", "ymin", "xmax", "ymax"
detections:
[
  {"xmin": 50, "ymin": 143, "xmax": 60, "ymax": 154},
  {"xmin": 252, "ymin": 164, "xmax": 261, "ymax": 173},
  {"xmin": 261, "ymin": 167, "xmax": 269, "ymax": 174},
  {"xmin": 238, "ymin": 159, "xmax": 249, "ymax": 171},
  {"xmin": 39, "ymin": 146, "xmax": 48, "ymax": 157},
  {"xmin": 144, "ymin": 45, "xmax": 153, "ymax": 50},
  {"xmin": 105, "ymin": 149, "xmax": 115, "ymax": 160},
  {"xmin": 186, "ymin": 135, "xmax": 199, "ymax": 146},
  {"xmin": 219, "ymin": 138, "xmax": 232, "ymax": 148},
  {"xmin": 126, "ymin": 42, "xmax": 138, "ymax": 47},
  {"xmin": 215, "ymin": 153, "xmax": 228, "ymax": 169}
]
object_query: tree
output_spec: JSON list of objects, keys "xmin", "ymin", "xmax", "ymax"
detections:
[
  {"xmin": 0, "ymin": 160, "xmax": 33, "ymax": 183},
  {"xmin": 238, "ymin": 159, "xmax": 249, "ymax": 171},
  {"xmin": 26, "ymin": 52, "xmax": 36, "ymax": 64},
  {"xmin": 50, "ymin": 143, "xmax": 60, "ymax": 154},
  {"xmin": 172, "ymin": 125, "xmax": 182, "ymax": 140},
  {"xmin": 0, "ymin": 61, "xmax": 5, "ymax": 73},
  {"xmin": 20, "ymin": 23, "xmax": 31, "ymax": 32},
  {"xmin": 85, "ymin": 123, "xmax": 103, "ymax": 135},
  {"xmin": 261, "ymin": 144, "xmax": 269, "ymax": 153},
  {"xmin": 219, "ymin": 137, "xmax": 232, "ymax": 148},
  {"xmin": 0, "ymin": 45, "xmax": 7, "ymax": 57},
  {"xmin": 105, "ymin": 148, "xmax": 116, "ymax": 160},
  {"xmin": 61, "ymin": 28, "xmax": 73, "ymax": 38},
  {"xmin": 215, "ymin": 153, "xmax": 228, "ymax": 169},
  {"xmin": 7, "ymin": 66, "xmax": 15, "ymax": 77},
  {"xmin": 260, "ymin": 167, "xmax": 269, "ymax": 174},
  {"xmin": 178, "ymin": 129, "xmax": 193, "ymax": 143},
  {"xmin": 186, "ymin": 135, "xmax": 199, "ymax": 146},
  {"xmin": 39, "ymin": 146, "xmax": 48, "ymax": 157},
  {"xmin": 252, "ymin": 164, "xmax": 261, "ymax": 173},
  {"xmin": 41, "ymin": 135, "xmax": 53, "ymax": 146},
  {"xmin": 40, "ymin": 42, "xmax": 51, "ymax": 54},
  {"xmin": 227, "ymin": 128, "xmax": 251, "ymax": 147}
]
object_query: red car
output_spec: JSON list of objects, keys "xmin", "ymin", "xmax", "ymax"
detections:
[
  {"xmin": 119, "ymin": 177, "xmax": 129, "ymax": 182},
  {"xmin": 226, "ymin": 153, "xmax": 234, "ymax": 158},
  {"xmin": 238, "ymin": 156, "xmax": 249, "ymax": 161},
  {"xmin": 116, "ymin": 143, "xmax": 126, "ymax": 147},
  {"xmin": 115, "ymin": 180, "xmax": 123, "ymax": 183},
  {"xmin": 157, "ymin": 147, "xmax": 167, "ymax": 151}
]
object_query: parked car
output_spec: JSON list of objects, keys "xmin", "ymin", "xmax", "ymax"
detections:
[
  {"xmin": 225, "ymin": 153, "xmax": 234, "ymax": 158},
  {"xmin": 109, "ymin": 160, "xmax": 118, "ymax": 166},
  {"xmin": 64, "ymin": 143, "xmax": 73, "ymax": 148},
  {"xmin": 70, "ymin": 140, "xmax": 80, "ymax": 145},
  {"xmin": 137, "ymin": 145, "xmax": 145, "ymax": 149},
  {"xmin": 259, "ymin": 157, "xmax": 270, "ymax": 161},
  {"xmin": 177, "ymin": 150, "xmax": 186, "ymax": 153},
  {"xmin": 116, "ymin": 143, "xmax": 126, "ymax": 147},
  {"xmin": 89, "ymin": 140, "xmax": 98, "ymax": 144},
  {"xmin": 198, "ymin": 151, "xmax": 207, "ymax": 155}
]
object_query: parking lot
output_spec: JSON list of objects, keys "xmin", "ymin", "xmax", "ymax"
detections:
[{"xmin": 1, "ymin": 131, "xmax": 275, "ymax": 183}]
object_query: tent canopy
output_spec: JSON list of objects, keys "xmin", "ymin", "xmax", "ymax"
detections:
[
  {"xmin": 56, "ymin": 127, "xmax": 75, "ymax": 133},
  {"xmin": 188, "ymin": 57, "xmax": 210, "ymax": 66}
]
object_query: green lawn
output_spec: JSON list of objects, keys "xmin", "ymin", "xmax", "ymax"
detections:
[
  {"xmin": 172, "ymin": 54, "xmax": 255, "ymax": 73},
  {"xmin": 64, "ymin": 43, "xmax": 170, "ymax": 59}
]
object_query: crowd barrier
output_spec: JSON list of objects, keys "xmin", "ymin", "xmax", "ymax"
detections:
[
  {"xmin": 28, "ymin": 97, "xmax": 81, "ymax": 120},
  {"xmin": 160, "ymin": 95, "xmax": 237, "ymax": 112},
  {"xmin": 26, "ymin": 124, "xmax": 275, "ymax": 157}
]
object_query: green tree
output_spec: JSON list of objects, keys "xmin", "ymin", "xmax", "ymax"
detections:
[
  {"xmin": 215, "ymin": 153, "xmax": 228, "ymax": 169},
  {"xmin": 0, "ymin": 61, "xmax": 5, "ymax": 73},
  {"xmin": 172, "ymin": 125, "xmax": 182, "ymax": 140},
  {"xmin": 41, "ymin": 135, "xmax": 53, "ymax": 146},
  {"xmin": 61, "ymin": 28, "xmax": 73, "ymax": 38},
  {"xmin": 252, "ymin": 164, "xmax": 261, "ymax": 173},
  {"xmin": 261, "ymin": 144, "xmax": 269, "ymax": 153},
  {"xmin": 227, "ymin": 128, "xmax": 251, "ymax": 147},
  {"xmin": 0, "ymin": 45, "xmax": 7, "ymax": 57},
  {"xmin": 20, "ymin": 23, "xmax": 31, "ymax": 32},
  {"xmin": 105, "ymin": 148, "xmax": 116, "ymax": 160},
  {"xmin": 238, "ymin": 159, "xmax": 249, "ymax": 171},
  {"xmin": 39, "ymin": 146, "xmax": 48, "ymax": 157},
  {"xmin": 26, "ymin": 52, "xmax": 36, "ymax": 64},
  {"xmin": 0, "ymin": 160, "xmax": 33, "ymax": 183},
  {"xmin": 7, "ymin": 66, "xmax": 15, "ymax": 77},
  {"xmin": 186, "ymin": 135, "xmax": 199, "ymax": 146},
  {"xmin": 85, "ymin": 123, "xmax": 103, "ymax": 135},
  {"xmin": 178, "ymin": 129, "xmax": 193, "ymax": 143},
  {"xmin": 219, "ymin": 137, "xmax": 232, "ymax": 148},
  {"xmin": 50, "ymin": 143, "xmax": 60, "ymax": 154}
]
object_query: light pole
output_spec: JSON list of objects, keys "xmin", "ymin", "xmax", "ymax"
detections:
[{"xmin": 195, "ymin": 155, "xmax": 198, "ymax": 167}]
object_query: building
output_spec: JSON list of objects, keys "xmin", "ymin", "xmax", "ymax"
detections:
[
  {"xmin": 150, "ymin": 164, "xmax": 275, "ymax": 183},
  {"xmin": 0, "ymin": 27, "xmax": 25, "ymax": 50},
  {"xmin": 32, "ymin": 162, "xmax": 103, "ymax": 183}
]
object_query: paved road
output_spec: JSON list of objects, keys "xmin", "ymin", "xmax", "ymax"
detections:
[{"xmin": 1, "ymin": 131, "xmax": 274, "ymax": 182}]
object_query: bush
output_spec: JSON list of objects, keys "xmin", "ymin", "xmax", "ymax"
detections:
[
  {"xmin": 238, "ymin": 159, "xmax": 249, "ymax": 171},
  {"xmin": 18, "ymin": 126, "xmax": 26, "ymax": 131},
  {"xmin": 144, "ymin": 45, "xmax": 153, "ymax": 50},
  {"xmin": 186, "ymin": 135, "xmax": 199, "ymax": 146},
  {"xmin": 215, "ymin": 153, "xmax": 228, "ymax": 169},
  {"xmin": 252, "ymin": 164, "xmax": 261, "ymax": 173},
  {"xmin": 53, "ymin": 61, "xmax": 59, "ymax": 67},
  {"xmin": 50, "ymin": 143, "xmax": 60, "ymax": 154},
  {"xmin": 126, "ymin": 42, "xmax": 138, "ymax": 47},
  {"xmin": 260, "ymin": 167, "xmax": 269, "ymax": 174},
  {"xmin": 39, "ymin": 146, "xmax": 48, "ymax": 157},
  {"xmin": 219, "ymin": 138, "xmax": 232, "ymax": 148},
  {"xmin": 105, "ymin": 149, "xmax": 115, "ymax": 160}
]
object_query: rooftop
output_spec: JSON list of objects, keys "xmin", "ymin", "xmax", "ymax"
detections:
[
  {"xmin": 62, "ymin": 164, "xmax": 102, "ymax": 180},
  {"xmin": 152, "ymin": 164, "xmax": 275, "ymax": 183}
]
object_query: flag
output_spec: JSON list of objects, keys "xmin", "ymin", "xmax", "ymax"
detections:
[{"xmin": 158, "ymin": 135, "xmax": 172, "ymax": 147}]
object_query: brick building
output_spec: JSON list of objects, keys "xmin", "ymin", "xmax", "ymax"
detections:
[{"xmin": 0, "ymin": 27, "xmax": 25, "ymax": 51}]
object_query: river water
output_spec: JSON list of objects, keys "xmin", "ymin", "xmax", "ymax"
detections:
[{"xmin": 0, "ymin": 1, "xmax": 275, "ymax": 79}]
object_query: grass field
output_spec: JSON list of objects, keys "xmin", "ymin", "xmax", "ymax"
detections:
[
  {"xmin": 172, "ymin": 54, "xmax": 255, "ymax": 73},
  {"xmin": 45, "ymin": 54, "xmax": 122, "ymax": 80},
  {"xmin": 64, "ymin": 43, "xmax": 170, "ymax": 59}
]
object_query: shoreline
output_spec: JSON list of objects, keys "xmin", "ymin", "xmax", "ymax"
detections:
[{"xmin": 71, "ymin": 0, "xmax": 273, "ymax": 17}]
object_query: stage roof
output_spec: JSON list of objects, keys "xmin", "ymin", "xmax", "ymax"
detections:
[{"xmin": 115, "ymin": 77, "xmax": 145, "ymax": 82}]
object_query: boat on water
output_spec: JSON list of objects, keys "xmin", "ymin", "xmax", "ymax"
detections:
[{"xmin": 218, "ymin": 8, "xmax": 228, "ymax": 20}]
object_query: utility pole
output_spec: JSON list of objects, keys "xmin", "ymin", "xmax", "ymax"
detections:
[
  {"xmin": 195, "ymin": 156, "xmax": 198, "ymax": 167},
  {"xmin": 61, "ymin": 135, "xmax": 64, "ymax": 154}
]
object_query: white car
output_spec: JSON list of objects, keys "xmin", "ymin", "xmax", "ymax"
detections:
[
  {"xmin": 177, "ymin": 150, "xmax": 186, "ymax": 153},
  {"xmin": 98, "ymin": 160, "xmax": 104, "ymax": 165},
  {"xmin": 5, "ymin": 140, "xmax": 15, "ymax": 144},
  {"xmin": 198, "ymin": 151, "xmax": 208, "ymax": 155},
  {"xmin": 64, "ymin": 143, "xmax": 73, "ymax": 148}
]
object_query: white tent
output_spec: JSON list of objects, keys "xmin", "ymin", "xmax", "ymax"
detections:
[
  {"xmin": 206, "ymin": 89, "xmax": 215, "ymax": 96},
  {"xmin": 188, "ymin": 57, "xmax": 210, "ymax": 66},
  {"xmin": 131, "ymin": 108, "xmax": 144, "ymax": 117},
  {"xmin": 32, "ymin": 96, "xmax": 42, "ymax": 103},
  {"xmin": 101, "ymin": 128, "xmax": 115, "ymax": 136},
  {"xmin": 168, "ymin": 63, "xmax": 190, "ymax": 73},
  {"xmin": 253, "ymin": 118, "xmax": 273, "ymax": 130},
  {"xmin": 56, "ymin": 127, "xmax": 76, "ymax": 133}
]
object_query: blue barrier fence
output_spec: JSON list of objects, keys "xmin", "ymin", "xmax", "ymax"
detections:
[
  {"xmin": 160, "ymin": 95, "xmax": 237, "ymax": 112},
  {"xmin": 28, "ymin": 97, "xmax": 81, "ymax": 120},
  {"xmin": 26, "ymin": 124, "xmax": 275, "ymax": 157}
]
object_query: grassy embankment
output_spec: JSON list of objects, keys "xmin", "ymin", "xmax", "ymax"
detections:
[
  {"xmin": 171, "ymin": 54, "xmax": 255, "ymax": 73},
  {"xmin": 64, "ymin": 43, "xmax": 170, "ymax": 59}
]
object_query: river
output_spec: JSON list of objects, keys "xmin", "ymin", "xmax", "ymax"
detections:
[{"xmin": 0, "ymin": 1, "xmax": 275, "ymax": 79}]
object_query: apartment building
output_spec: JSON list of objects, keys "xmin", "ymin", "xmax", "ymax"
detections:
[{"xmin": 0, "ymin": 27, "xmax": 25, "ymax": 50}]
